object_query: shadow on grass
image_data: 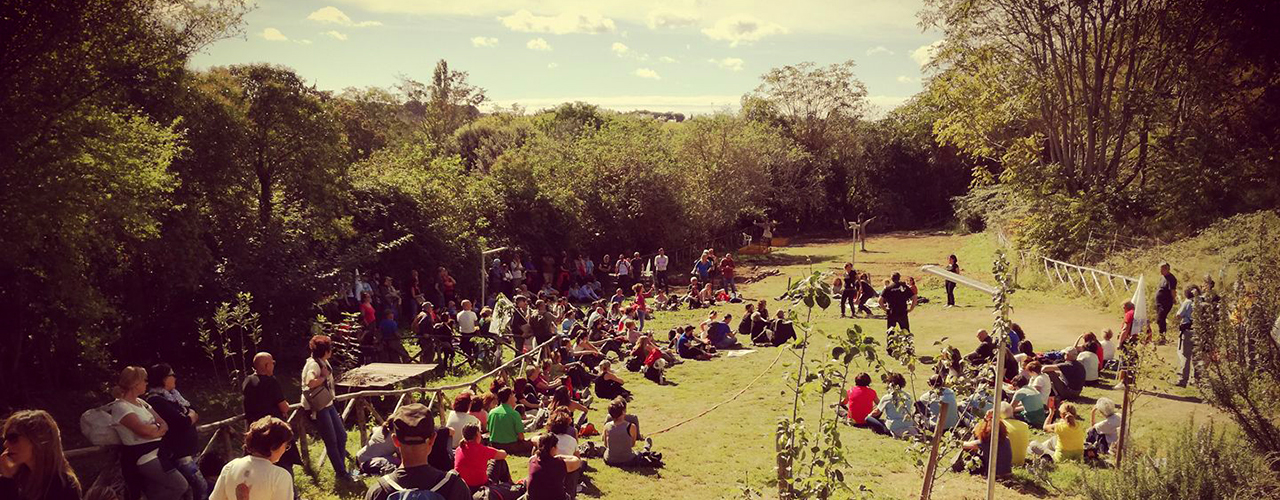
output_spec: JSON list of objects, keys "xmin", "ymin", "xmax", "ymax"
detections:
[
  {"xmin": 740, "ymin": 252, "xmax": 839, "ymax": 268},
  {"xmin": 1000, "ymin": 473, "xmax": 1053, "ymax": 497}
]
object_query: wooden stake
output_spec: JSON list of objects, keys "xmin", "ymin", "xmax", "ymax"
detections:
[
  {"xmin": 357, "ymin": 398, "xmax": 369, "ymax": 447},
  {"xmin": 1116, "ymin": 370, "xmax": 1133, "ymax": 468},
  {"xmin": 920, "ymin": 401, "xmax": 951, "ymax": 500},
  {"xmin": 987, "ymin": 346, "xmax": 1004, "ymax": 500}
]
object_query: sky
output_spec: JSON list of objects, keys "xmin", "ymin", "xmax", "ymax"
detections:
[{"xmin": 190, "ymin": 0, "xmax": 943, "ymax": 117}]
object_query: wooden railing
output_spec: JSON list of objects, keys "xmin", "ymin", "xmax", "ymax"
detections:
[
  {"xmin": 66, "ymin": 336, "xmax": 557, "ymax": 470},
  {"xmin": 1017, "ymin": 250, "xmax": 1139, "ymax": 297}
]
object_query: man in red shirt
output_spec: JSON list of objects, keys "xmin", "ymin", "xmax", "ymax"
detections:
[
  {"xmin": 844, "ymin": 372, "xmax": 877, "ymax": 426},
  {"xmin": 719, "ymin": 254, "xmax": 737, "ymax": 297}
]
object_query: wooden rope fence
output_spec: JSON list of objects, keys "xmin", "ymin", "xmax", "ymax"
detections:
[
  {"xmin": 1016, "ymin": 250, "xmax": 1139, "ymax": 297},
  {"xmin": 66, "ymin": 336, "xmax": 557, "ymax": 466}
]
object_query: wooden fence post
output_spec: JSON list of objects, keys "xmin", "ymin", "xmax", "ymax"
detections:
[
  {"xmin": 220, "ymin": 425, "xmax": 233, "ymax": 457},
  {"xmin": 920, "ymin": 401, "xmax": 950, "ymax": 500},
  {"xmin": 295, "ymin": 412, "xmax": 312, "ymax": 471},
  {"xmin": 1116, "ymin": 370, "xmax": 1133, "ymax": 468},
  {"xmin": 357, "ymin": 398, "xmax": 369, "ymax": 447}
]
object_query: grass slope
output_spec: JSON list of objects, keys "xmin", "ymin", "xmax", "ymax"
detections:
[{"xmin": 289, "ymin": 231, "xmax": 1224, "ymax": 500}]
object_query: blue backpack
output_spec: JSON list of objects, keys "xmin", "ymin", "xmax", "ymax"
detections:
[{"xmin": 382, "ymin": 470, "xmax": 458, "ymax": 500}]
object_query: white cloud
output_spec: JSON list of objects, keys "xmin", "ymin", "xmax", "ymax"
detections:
[
  {"xmin": 633, "ymin": 68, "xmax": 661, "ymax": 80},
  {"xmin": 659, "ymin": 56, "xmax": 677, "ymax": 63},
  {"xmin": 307, "ymin": 6, "xmax": 381, "ymax": 27},
  {"xmin": 866, "ymin": 45, "xmax": 893, "ymax": 56},
  {"xmin": 646, "ymin": 10, "xmax": 698, "ymax": 29},
  {"xmin": 308, "ymin": 7, "xmax": 352, "ymax": 25},
  {"xmin": 896, "ymin": 75, "xmax": 919, "ymax": 84},
  {"xmin": 547, "ymin": 62, "xmax": 559, "ymax": 69},
  {"xmin": 262, "ymin": 28, "xmax": 289, "ymax": 41},
  {"xmin": 471, "ymin": 36, "xmax": 499, "ymax": 47},
  {"xmin": 526, "ymin": 37, "xmax": 552, "ymax": 51},
  {"xmin": 911, "ymin": 40, "xmax": 943, "ymax": 67},
  {"xmin": 298, "ymin": 39, "xmax": 314, "ymax": 45},
  {"xmin": 499, "ymin": 9, "xmax": 615, "ymax": 35},
  {"xmin": 611, "ymin": 42, "xmax": 629, "ymax": 57},
  {"xmin": 701, "ymin": 14, "xmax": 786, "ymax": 46},
  {"xmin": 709, "ymin": 57, "xmax": 744, "ymax": 72},
  {"xmin": 323, "ymin": 30, "xmax": 348, "ymax": 41}
]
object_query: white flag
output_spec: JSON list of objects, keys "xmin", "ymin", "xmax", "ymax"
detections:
[{"xmin": 1130, "ymin": 275, "xmax": 1148, "ymax": 336}]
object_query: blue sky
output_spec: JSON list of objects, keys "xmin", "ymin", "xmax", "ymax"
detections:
[{"xmin": 191, "ymin": 1, "xmax": 942, "ymax": 116}]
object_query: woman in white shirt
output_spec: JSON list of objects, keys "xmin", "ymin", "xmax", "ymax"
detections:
[
  {"xmin": 211, "ymin": 417, "xmax": 295, "ymax": 500},
  {"xmin": 445, "ymin": 393, "xmax": 481, "ymax": 448},
  {"xmin": 1087, "ymin": 397, "xmax": 1122, "ymax": 455},
  {"xmin": 109, "ymin": 366, "xmax": 190, "ymax": 500},
  {"xmin": 301, "ymin": 335, "xmax": 352, "ymax": 480}
]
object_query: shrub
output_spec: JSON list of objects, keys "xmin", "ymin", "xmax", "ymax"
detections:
[{"xmin": 1077, "ymin": 421, "xmax": 1280, "ymax": 500}]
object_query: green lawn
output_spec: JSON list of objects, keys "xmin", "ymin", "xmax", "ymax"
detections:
[{"xmin": 290, "ymin": 231, "xmax": 1223, "ymax": 500}]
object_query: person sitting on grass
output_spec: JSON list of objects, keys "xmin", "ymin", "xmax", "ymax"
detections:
[
  {"xmin": 211, "ymin": 417, "xmax": 295, "ymax": 500},
  {"xmin": 918, "ymin": 374, "xmax": 959, "ymax": 430},
  {"xmin": 526, "ymin": 433, "xmax": 584, "ymax": 500},
  {"xmin": 356, "ymin": 421, "xmax": 400, "ymax": 476},
  {"xmin": 843, "ymin": 373, "xmax": 878, "ymax": 426},
  {"xmin": 676, "ymin": 325, "xmax": 717, "ymax": 360},
  {"xmin": 602, "ymin": 398, "xmax": 662, "ymax": 468},
  {"xmin": 1009, "ymin": 375, "xmax": 1047, "ymax": 428},
  {"xmin": 592, "ymin": 361, "xmax": 632, "ymax": 401},
  {"xmin": 952, "ymin": 410, "xmax": 1012, "ymax": 478},
  {"xmin": 487, "ymin": 388, "xmax": 534, "ymax": 456},
  {"xmin": 698, "ymin": 284, "xmax": 717, "ymax": 307},
  {"xmin": 706, "ymin": 313, "xmax": 741, "ymax": 349},
  {"xmin": 547, "ymin": 411, "xmax": 584, "ymax": 498},
  {"xmin": 453, "ymin": 423, "xmax": 509, "ymax": 490},
  {"xmin": 364, "ymin": 404, "xmax": 471, "ymax": 500},
  {"xmin": 1029, "ymin": 401, "xmax": 1085, "ymax": 463},
  {"xmin": 1000, "ymin": 403, "xmax": 1031, "ymax": 468},
  {"xmin": 1086, "ymin": 397, "xmax": 1121, "ymax": 455},
  {"xmin": 1042, "ymin": 349, "xmax": 1087, "ymax": 400},
  {"xmin": 863, "ymin": 373, "xmax": 919, "ymax": 438}
]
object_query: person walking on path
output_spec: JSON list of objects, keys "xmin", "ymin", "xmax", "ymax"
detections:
[
  {"xmin": 879, "ymin": 273, "xmax": 916, "ymax": 332},
  {"xmin": 944, "ymin": 255, "xmax": 960, "ymax": 307},
  {"xmin": 1154, "ymin": 262, "xmax": 1178, "ymax": 345}
]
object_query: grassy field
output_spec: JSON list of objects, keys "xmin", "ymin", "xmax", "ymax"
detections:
[{"xmin": 285, "ymin": 231, "xmax": 1223, "ymax": 500}]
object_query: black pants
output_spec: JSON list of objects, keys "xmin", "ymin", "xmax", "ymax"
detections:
[
  {"xmin": 887, "ymin": 312, "xmax": 910, "ymax": 332},
  {"xmin": 841, "ymin": 289, "xmax": 857, "ymax": 316},
  {"xmin": 1155, "ymin": 301, "xmax": 1172, "ymax": 335},
  {"xmin": 945, "ymin": 281, "xmax": 956, "ymax": 306},
  {"xmin": 655, "ymin": 270, "xmax": 667, "ymax": 290}
]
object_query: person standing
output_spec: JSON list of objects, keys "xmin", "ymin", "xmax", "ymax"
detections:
[
  {"xmin": 719, "ymin": 253, "xmax": 737, "ymax": 297},
  {"xmin": 456, "ymin": 300, "xmax": 479, "ymax": 359},
  {"xmin": 878, "ymin": 273, "xmax": 916, "ymax": 332},
  {"xmin": 840, "ymin": 263, "xmax": 858, "ymax": 318},
  {"xmin": 1154, "ymin": 262, "xmax": 1178, "ymax": 344},
  {"xmin": 615, "ymin": 254, "xmax": 632, "ymax": 295},
  {"xmin": 1175, "ymin": 288, "xmax": 1196, "ymax": 387},
  {"xmin": 654, "ymin": 248, "xmax": 669, "ymax": 291},
  {"xmin": 145, "ymin": 364, "xmax": 207, "ymax": 500},
  {"xmin": 108, "ymin": 366, "xmax": 191, "ymax": 500},
  {"xmin": 301, "ymin": 335, "xmax": 353, "ymax": 481},
  {"xmin": 242, "ymin": 353, "xmax": 301, "ymax": 476},
  {"xmin": 944, "ymin": 255, "xmax": 960, "ymax": 307}
]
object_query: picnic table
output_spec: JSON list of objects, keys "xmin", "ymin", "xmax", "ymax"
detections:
[{"xmin": 338, "ymin": 362, "xmax": 438, "ymax": 388}]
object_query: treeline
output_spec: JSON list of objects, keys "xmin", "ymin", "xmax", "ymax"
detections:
[
  {"xmin": 923, "ymin": 0, "xmax": 1280, "ymax": 258},
  {"xmin": 0, "ymin": 1, "xmax": 972, "ymax": 406}
]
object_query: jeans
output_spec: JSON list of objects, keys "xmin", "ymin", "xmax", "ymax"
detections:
[
  {"xmin": 177, "ymin": 457, "xmax": 208, "ymax": 500},
  {"xmin": 725, "ymin": 277, "xmax": 737, "ymax": 295},
  {"xmin": 840, "ymin": 290, "xmax": 856, "ymax": 316},
  {"xmin": 138, "ymin": 458, "xmax": 189, "ymax": 500},
  {"xmin": 1177, "ymin": 322, "xmax": 1194, "ymax": 385},
  {"xmin": 314, "ymin": 405, "xmax": 349, "ymax": 476},
  {"xmin": 864, "ymin": 416, "xmax": 891, "ymax": 436},
  {"xmin": 945, "ymin": 281, "xmax": 956, "ymax": 306},
  {"xmin": 1155, "ymin": 301, "xmax": 1172, "ymax": 335}
]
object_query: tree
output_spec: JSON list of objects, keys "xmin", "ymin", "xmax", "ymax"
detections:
[
  {"xmin": 400, "ymin": 60, "xmax": 487, "ymax": 146},
  {"xmin": 746, "ymin": 61, "xmax": 869, "ymax": 227}
]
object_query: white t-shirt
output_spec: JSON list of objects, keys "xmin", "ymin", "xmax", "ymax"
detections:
[
  {"xmin": 110, "ymin": 399, "xmax": 161, "ymax": 464},
  {"xmin": 556, "ymin": 433, "xmax": 578, "ymax": 456},
  {"xmin": 1093, "ymin": 413, "xmax": 1122, "ymax": 444},
  {"xmin": 445, "ymin": 411, "xmax": 481, "ymax": 448},
  {"xmin": 210, "ymin": 455, "xmax": 294, "ymax": 500},
  {"xmin": 616, "ymin": 259, "xmax": 630, "ymax": 276},
  {"xmin": 300, "ymin": 358, "xmax": 333, "ymax": 411},
  {"xmin": 1031, "ymin": 373, "xmax": 1053, "ymax": 406},
  {"xmin": 457, "ymin": 310, "xmax": 478, "ymax": 334},
  {"xmin": 1078, "ymin": 351, "xmax": 1100, "ymax": 381},
  {"xmin": 654, "ymin": 255, "xmax": 668, "ymax": 272},
  {"xmin": 1099, "ymin": 339, "xmax": 1117, "ymax": 361}
]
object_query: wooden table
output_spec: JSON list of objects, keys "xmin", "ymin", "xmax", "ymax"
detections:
[{"xmin": 338, "ymin": 362, "xmax": 437, "ymax": 388}]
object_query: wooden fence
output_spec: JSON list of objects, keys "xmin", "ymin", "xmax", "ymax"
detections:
[
  {"xmin": 1017, "ymin": 250, "xmax": 1140, "ymax": 297},
  {"xmin": 66, "ymin": 336, "xmax": 558, "ymax": 473}
]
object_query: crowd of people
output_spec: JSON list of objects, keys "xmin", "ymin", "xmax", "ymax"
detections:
[{"xmin": 1, "ymin": 250, "xmax": 1206, "ymax": 499}]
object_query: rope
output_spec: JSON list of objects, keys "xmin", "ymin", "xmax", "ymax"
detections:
[{"xmin": 648, "ymin": 347, "xmax": 787, "ymax": 436}]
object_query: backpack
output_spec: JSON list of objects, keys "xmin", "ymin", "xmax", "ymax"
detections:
[
  {"xmin": 80, "ymin": 402, "xmax": 121, "ymax": 446},
  {"xmin": 382, "ymin": 470, "xmax": 457, "ymax": 500}
]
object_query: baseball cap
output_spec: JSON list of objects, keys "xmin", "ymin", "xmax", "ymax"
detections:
[{"xmin": 389, "ymin": 403, "xmax": 435, "ymax": 445}]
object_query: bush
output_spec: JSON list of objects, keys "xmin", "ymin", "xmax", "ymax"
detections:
[{"xmin": 1077, "ymin": 421, "xmax": 1280, "ymax": 500}]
